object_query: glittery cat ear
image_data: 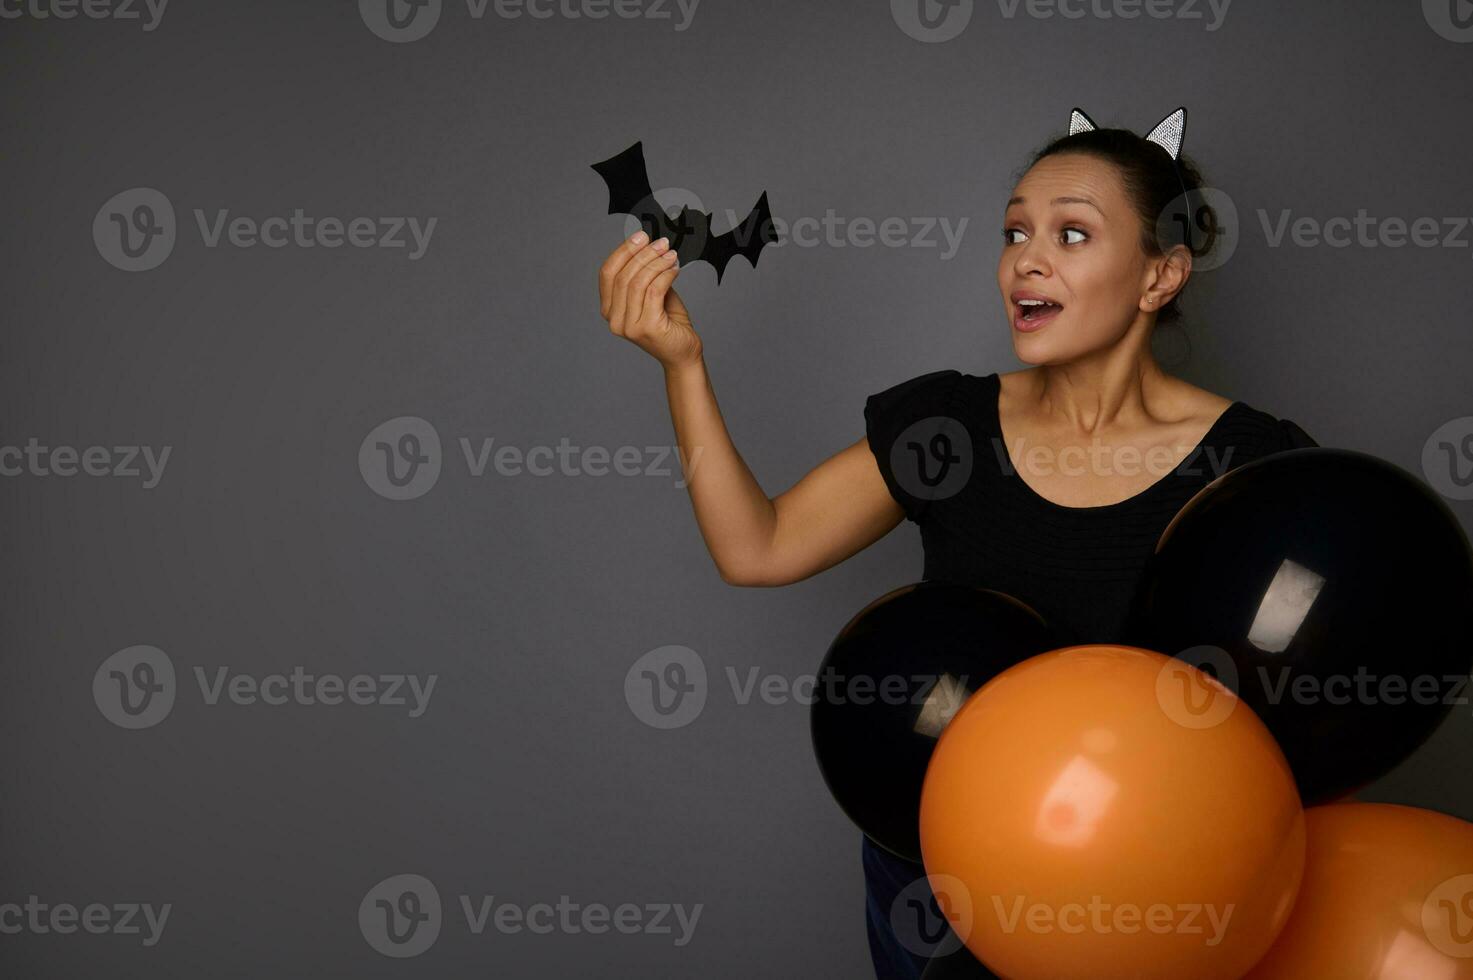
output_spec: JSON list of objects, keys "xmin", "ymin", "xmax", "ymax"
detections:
[
  {"xmin": 1143, "ymin": 107, "xmax": 1187, "ymax": 160},
  {"xmin": 1068, "ymin": 108, "xmax": 1098, "ymax": 136}
]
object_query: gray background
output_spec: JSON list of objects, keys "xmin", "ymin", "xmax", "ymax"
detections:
[{"xmin": 2, "ymin": 0, "xmax": 1471, "ymax": 976}]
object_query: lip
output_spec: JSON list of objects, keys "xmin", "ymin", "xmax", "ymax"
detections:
[
  {"xmin": 1011, "ymin": 291, "xmax": 1064, "ymax": 332},
  {"xmin": 1013, "ymin": 307, "xmax": 1061, "ymax": 332}
]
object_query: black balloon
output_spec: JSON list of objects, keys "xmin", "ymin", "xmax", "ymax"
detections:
[
  {"xmin": 810, "ymin": 581, "xmax": 1054, "ymax": 861},
  {"xmin": 1125, "ymin": 448, "xmax": 1473, "ymax": 805},
  {"xmin": 921, "ymin": 941, "xmax": 1002, "ymax": 980}
]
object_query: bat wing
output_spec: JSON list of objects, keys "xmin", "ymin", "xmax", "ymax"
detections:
[
  {"xmin": 590, "ymin": 140, "xmax": 681, "ymax": 245},
  {"xmin": 590, "ymin": 141, "xmax": 656, "ymax": 217},
  {"xmin": 701, "ymin": 191, "xmax": 777, "ymax": 283}
]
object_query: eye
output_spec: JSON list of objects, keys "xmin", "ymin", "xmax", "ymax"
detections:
[{"xmin": 1003, "ymin": 226, "xmax": 1087, "ymax": 246}]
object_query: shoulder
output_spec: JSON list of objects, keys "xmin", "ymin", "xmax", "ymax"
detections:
[
  {"xmin": 866, "ymin": 368, "xmax": 965, "ymax": 406},
  {"xmin": 1154, "ymin": 377, "xmax": 1235, "ymax": 428},
  {"xmin": 864, "ymin": 369, "xmax": 969, "ymax": 427},
  {"xmin": 862, "ymin": 368, "xmax": 973, "ymax": 525},
  {"xmin": 1161, "ymin": 379, "xmax": 1315, "ymax": 453},
  {"xmin": 1220, "ymin": 400, "xmax": 1320, "ymax": 460}
]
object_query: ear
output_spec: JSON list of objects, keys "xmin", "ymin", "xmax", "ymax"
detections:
[
  {"xmin": 1144, "ymin": 243, "xmax": 1193, "ymax": 312},
  {"xmin": 1143, "ymin": 107, "xmax": 1187, "ymax": 160},
  {"xmin": 1068, "ymin": 108, "xmax": 1098, "ymax": 136}
]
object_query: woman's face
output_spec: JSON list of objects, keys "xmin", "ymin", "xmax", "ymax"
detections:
[{"xmin": 997, "ymin": 153, "xmax": 1167, "ymax": 361}]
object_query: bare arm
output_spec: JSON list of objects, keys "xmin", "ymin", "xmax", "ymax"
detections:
[
  {"xmin": 664, "ymin": 359, "xmax": 903, "ymax": 586},
  {"xmin": 597, "ymin": 231, "xmax": 903, "ymax": 588}
]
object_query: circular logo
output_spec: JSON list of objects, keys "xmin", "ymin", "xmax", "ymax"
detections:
[
  {"xmin": 624, "ymin": 645, "xmax": 707, "ymax": 730},
  {"xmin": 359, "ymin": 416, "xmax": 442, "ymax": 501},
  {"xmin": 93, "ymin": 645, "xmax": 176, "ymax": 729},
  {"xmin": 890, "ymin": 0, "xmax": 974, "ymax": 43},
  {"xmin": 360, "ymin": 0, "xmax": 442, "ymax": 42},
  {"xmin": 360, "ymin": 873, "xmax": 442, "ymax": 957},
  {"xmin": 1155, "ymin": 645, "xmax": 1239, "ymax": 730},
  {"xmin": 622, "ymin": 187, "xmax": 709, "ymax": 268},
  {"xmin": 94, "ymin": 188, "xmax": 176, "ymax": 272},
  {"xmin": 1424, "ymin": 0, "xmax": 1473, "ymax": 42},
  {"xmin": 1423, "ymin": 872, "xmax": 1473, "ymax": 958},
  {"xmin": 1154, "ymin": 186, "xmax": 1238, "ymax": 273},
  {"xmin": 890, "ymin": 416, "xmax": 973, "ymax": 504},
  {"xmin": 889, "ymin": 872, "xmax": 973, "ymax": 957},
  {"xmin": 1422, "ymin": 416, "xmax": 1473, "ymax": 501}
]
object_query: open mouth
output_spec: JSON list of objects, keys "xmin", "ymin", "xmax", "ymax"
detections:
[{"xmin": 1016, "ymin": 299, "xmax": 1063, "ymax": 326}]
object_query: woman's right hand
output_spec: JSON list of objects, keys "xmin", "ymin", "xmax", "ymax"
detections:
[{"xmin": 598, "ymin": 232, "xmax": 702, "ymax": 369}]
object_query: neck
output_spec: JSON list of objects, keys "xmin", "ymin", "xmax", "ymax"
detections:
[{"xmin": 1022, "ymin": 322, "xmax": 1172, "ymax": 434}]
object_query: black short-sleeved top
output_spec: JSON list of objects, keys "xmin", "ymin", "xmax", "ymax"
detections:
[{"xmin": 865, "ymin": 369, "xmax": 1318, "ymax": 647}]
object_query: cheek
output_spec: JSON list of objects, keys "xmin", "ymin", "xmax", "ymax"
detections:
[{"xmin": 1065, "ymin": 246, "xmax": 1137, "ymax": 306}]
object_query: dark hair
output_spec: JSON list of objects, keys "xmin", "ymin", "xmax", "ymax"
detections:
[{"xmin": 1014, "ymin": 125, "xmax": 1218, "ymax": 327}]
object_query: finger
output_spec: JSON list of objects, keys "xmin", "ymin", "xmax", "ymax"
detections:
[
  {"xmin": 630, "ymin": 251, "xmax": 679, "ymax": 326},
  {"xmin": 599, "ymin": 230, "xmax": 650, "ymax": 318},
  {"xmin": 610, "ymin": 238, "xmax": 672, "ymax": 329},
  {"xmin": 627, "ymin": 248, "xmax": 679, "ymax": 326},
  {"xmin": 645, "ymin": 262, "xmax": 681, "ymax": 318},
  {"xmin": 610, "ymin": 238, "xmax": 668, "ymax": 326}
]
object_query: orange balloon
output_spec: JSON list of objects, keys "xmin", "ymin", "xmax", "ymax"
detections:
[
  {"xmin": 918, "ymin": 644, "xmax": 1305, "ymax": 980},
  {"xmin": 1244, "ymin": 802, "xmax": 1473, "ymax": 979}
]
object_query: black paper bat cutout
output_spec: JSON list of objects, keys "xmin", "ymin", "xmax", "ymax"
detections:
[{"xmin": 591, "ymin": 141, "xmax": 776, "ymax": 284}]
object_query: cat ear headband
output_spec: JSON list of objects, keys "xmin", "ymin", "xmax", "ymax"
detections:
[
  {"xmin": 1068, "ymin": 106, "xmax": 1186, "ymax": 159},
  {"xmin": 1068, "ymin": 106, "xmax": 1196, "ymax": 249}
]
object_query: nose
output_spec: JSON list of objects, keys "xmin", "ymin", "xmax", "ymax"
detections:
[{"xmin": 1012, "ymin": 236, "xmax": 1052, "ymax": 277}]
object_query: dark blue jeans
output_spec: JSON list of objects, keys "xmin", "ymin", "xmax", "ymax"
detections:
[
  {"xmin": 861, "ymin": 834, "xmax": 933, "ymax": 979},
  {"xmin": 861, "ymin": 835, "xmax": 1000, "ymax": 979}
]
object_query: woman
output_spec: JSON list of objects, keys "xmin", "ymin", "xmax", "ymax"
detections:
[{"xmin": 595, "ymin": 110, "xmax": 1316, "ymax": 979}]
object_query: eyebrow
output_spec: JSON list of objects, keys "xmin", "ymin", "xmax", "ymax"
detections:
[{"xmin": 1007, "ymin": 195, "xmax": 1104, "ymax": 216}]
